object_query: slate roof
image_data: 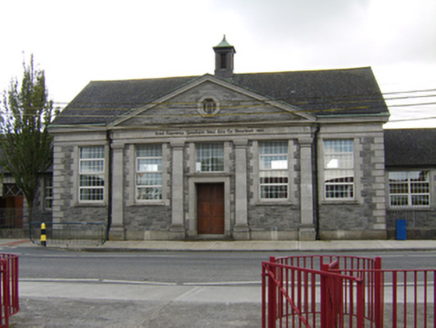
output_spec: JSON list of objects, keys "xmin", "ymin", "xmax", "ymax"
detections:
[
  {"xmin": 52, "ymin": 67, "xmax": 389, "ymax": 126},
  {"xmin": 384, "ymin": 129, "xmax": 436, "ymax": 167}
]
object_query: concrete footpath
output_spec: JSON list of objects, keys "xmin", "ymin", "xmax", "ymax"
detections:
[{"xmin": 2, "ymin": 238, "xmax": 436, "ymax": 327}]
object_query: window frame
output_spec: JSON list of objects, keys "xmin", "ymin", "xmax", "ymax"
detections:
[
  {"xmin": 195, "ymin": 143, "xmax": 224, "ymax": 172},
  {"xmin": 78, "ymin": 146, "xmax": 105, "ymax": 202},
  {"xmin": 43, "ymin": 176, "xmax": 53, "ymax": 211},
  {"xmin": 323, "ymin": 139, "xmax": 355, "ymax": 200},
  {"xmin": 388, "ymin": 170, "xmax": 430, "ymax": 208},
  {"xmin": 258, "ymin": 140, "xmax": 289, "ymax": 200},
  {"xmin": 135, "ymin": 144, "xmax": 163, "ymax": 201}
]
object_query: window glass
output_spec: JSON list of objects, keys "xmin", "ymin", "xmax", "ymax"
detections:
[
  {"xmin": 44, "ymin": 176, "xmax": 53, "ymax": 211},
  {"xmin": 196, "ymin": 143, "xmax": 224, "ymax": 172},
  {"xmin": 389, "ymin": 171, "xmax": 430, "ymax": 207},
  {"xmin": 79, "ymin": 146, "xmax": 104, "ymax": 201},
  {"xmin": 136, "ymin": 144, "xmax": 162, "ymax": 200},
  {"xmin": 259, "ymin": 141, "xmax": 288, "ymax": 199},
  {"xmin": 324, "ymin": 140, "xmax": 354, "ymax": 199}
]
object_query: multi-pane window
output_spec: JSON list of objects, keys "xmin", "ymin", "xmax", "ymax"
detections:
[
  {"xmin": 324, "ymin": 140, "xmax": 354, "ymax": 199},
  {"xmin": 79, "ymin": 146, "xmax": 105, "ymax": 201},
  {"xmin": 389, "ymin": 171, "xmax": 430, "ymax": 207},
  {"xmin": 259, "ymin": 141, "xmax": 288, "ymax": 199},
  {"xmin": 196, "ymin": 143, "xmax": 224, "ymax": 172},
  {"xmin": 136, "ymin": 144, "xmax": 162, "ymax": 200},
  {"xmin": 44, "ymin": 176, "xmax": 53, "ymax": 211}
]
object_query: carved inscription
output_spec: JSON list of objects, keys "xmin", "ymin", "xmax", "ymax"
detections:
[{"xmin": 155, "ymin": 128, "xmax": 265, "ymax": 136}]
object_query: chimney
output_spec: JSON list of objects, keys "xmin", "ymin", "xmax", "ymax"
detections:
[{"xmin": 213, "ymin": 35, "xmax": 236, "ymax": 78}]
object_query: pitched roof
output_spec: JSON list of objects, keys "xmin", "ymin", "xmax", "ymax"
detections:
[
  {"xmin": 51, "ymin": 67, "xmax": 388, "ymax": 126},
  {"xmin": 384, "ymin": 129, "xmax": 436, "ymax": 167}
]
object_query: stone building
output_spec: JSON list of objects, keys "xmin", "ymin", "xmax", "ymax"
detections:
[
  {"xmin": 384, "ymin": 129, "xmax": 436, "ymax": 239},
  {"xmin": 48, "ymin": 37, "xmax": 394, "ymax": 241}
]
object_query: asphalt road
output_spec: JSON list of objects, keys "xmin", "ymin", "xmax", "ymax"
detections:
[
  {"xmin": 7, "ymin": 246, "xmax": 436, "ymax": 283},
  {"xmin": 2, "ymin": 245, "xmax": 436, "ymax": 327}
]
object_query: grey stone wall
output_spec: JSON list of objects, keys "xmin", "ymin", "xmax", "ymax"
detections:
[
  {"xmin": 53, "ymin": 144, "xmax": 108, "ymax": 224},
  {"xmin": 318, "ymin": 134, "xmax": 387, "ymax": 240},
  {"xmin": 386, "ymin": 209, "xmax": 436, "ymax": 239},
  {"xmin": 246, "ymin": 139, "xmax": 300, "ymax": 237},
  {"xmin": 248, "ymin": 205, "xmax": 300, "ymax": 230},
  {"xmin": 122, "ymin": 144, "xmax": 172, "ymax": 238},
  {"xmin": 122, "ymin": 82, "xmax": 303, "ymax": 127}
]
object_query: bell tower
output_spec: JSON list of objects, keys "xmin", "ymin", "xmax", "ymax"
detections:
[{"xmin": 213, "ymin": 35, "xmax": 236, "ymax": 78}]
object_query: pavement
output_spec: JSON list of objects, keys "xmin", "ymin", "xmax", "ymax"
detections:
[
  {"xmin": 1, "ymin": 238, "xmax": 436, "ymax": 327},
  {"xmin": 3, "ymin": 237, "xmax": 436, "ymax": 252}
]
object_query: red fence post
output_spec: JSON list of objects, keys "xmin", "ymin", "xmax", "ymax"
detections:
[
  {"xmin": 0, "ymin": 254, "xmax": 20, "ymax": 327},
  {"xmin": 1, "ymin": 259, "xmax": 10, "ymax": 327},
  {"xmin": 320, "ymin": 263, "xmax": 329, "ymax": 328},
  {"xmin": 374, "ymin": 256, "xmax": 383, "ymax": 328},
  {"xmin": 11, "ymin": 255, "xmax": 19, "ymax": 315},
  {"xmin": 267, "ymin": 256, "xmax": 276, "ymax": 328},
  {"xmin": 356, "ymin": 278, "xmax": 364, "ymax": 328}
]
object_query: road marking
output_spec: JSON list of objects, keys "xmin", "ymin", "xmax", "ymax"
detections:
[
  {"xmin": 18, "ymin": 278, "xmax": 261, "ymax": 286},
  {"xmin": 183, "ymin": 281, "xmax": 261, "ymax": 286},
  {"xmin": 102, "ymin": 279, "xmax": 177, "ymax": 286},
  {"xmin": 20, "ymin": 278, "xmax": 100, "ymax": 283}
]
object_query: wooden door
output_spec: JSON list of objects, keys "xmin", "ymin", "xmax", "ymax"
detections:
[
  {"xmin": 197, "ymin": 183, "xmax": 224, "ymax": 234},
  {"xmin": 3, "ymin": 196, "xmax": 23, "ymax": 229}
]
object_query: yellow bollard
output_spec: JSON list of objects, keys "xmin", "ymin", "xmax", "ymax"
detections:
[{"xmin": 41, "ymin": 223, "xmax": 47, "ymax": 247}]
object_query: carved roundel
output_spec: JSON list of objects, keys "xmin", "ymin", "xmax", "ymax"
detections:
[{"xmin": 198, "ymin": 96, "xmax": 220, "ymax": 117}]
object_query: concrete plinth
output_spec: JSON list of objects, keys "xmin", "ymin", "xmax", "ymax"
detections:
[
  {"xmin": 169, "ymin": 224, "xmax": 185, "ymax": 240},
  {"xmin": 299, "ymin": 225, "xmax": 316, "ymax": 241},
  {"xmin": 233, "ymin": 225, "xmax": 250, "ymax": 240},
  {"xmin": 109, "ymin": 226, "xmax": 125, "ymax": 241}
]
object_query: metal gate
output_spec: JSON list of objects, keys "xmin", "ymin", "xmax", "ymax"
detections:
[
  {"xmin": 262, "ymin": 255, "xmax": 435, "ymax": 327},
  {"xmin": 0, "ymin": 254, "xmax": 19, "ymax": 328}
]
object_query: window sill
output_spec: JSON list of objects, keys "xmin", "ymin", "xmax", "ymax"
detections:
[
  {"xmin": 129, "ymin": 200, "xmax": 169, "ymax": 206},
  {"xmin": 320, "ymin": 199, "xmax": 359, "ymax": 205},
  {"xmin": 187, "ymin": 172, "xmax": 231, "ymax": 177},
  {"xmin": 75, "ymin": 202, "xmax": 107, "ymax": 207},
  {"xmin": 388, "ymin": 206, "xmax": 432, "ymax": 211},
  {"xmin": 255, "ymin": 200, "xmax": 293, "ymax": 206}
]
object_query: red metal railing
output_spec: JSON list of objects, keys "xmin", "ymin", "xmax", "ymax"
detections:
[
  {"xmin": 0, "ymin": 254, "xmax": 19, "ymax": 328},
  {"xmin": 342, "ymin": 268, "xmax": 436, "ymax": 328},
  {"xmin": 262, "ymin": 255, "xmax": 436, "ymax": 327}
]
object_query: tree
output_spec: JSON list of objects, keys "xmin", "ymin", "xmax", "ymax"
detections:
[{"xmin": 0, "ymin": 54, "xmax": 54, "ymax": 223}]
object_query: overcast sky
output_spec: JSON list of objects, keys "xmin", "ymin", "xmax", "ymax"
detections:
[{"xmin": 1, "ymin": 0, "xmax": 435, "ymax": 128}]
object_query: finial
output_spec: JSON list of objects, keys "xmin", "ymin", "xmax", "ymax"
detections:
[{"xmin": 215, "ymin": 35, "xmax": 232, "ymax": 48}]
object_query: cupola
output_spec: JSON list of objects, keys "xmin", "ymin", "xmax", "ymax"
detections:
[{"xmin": 213, "ymin": 35, "xmax": 236, "ymax": 78}]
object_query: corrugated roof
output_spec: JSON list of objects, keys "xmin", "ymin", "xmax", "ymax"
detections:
[{"xmin": 52, "ymin": 67, "xmax": 389, "ymax": 126}]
